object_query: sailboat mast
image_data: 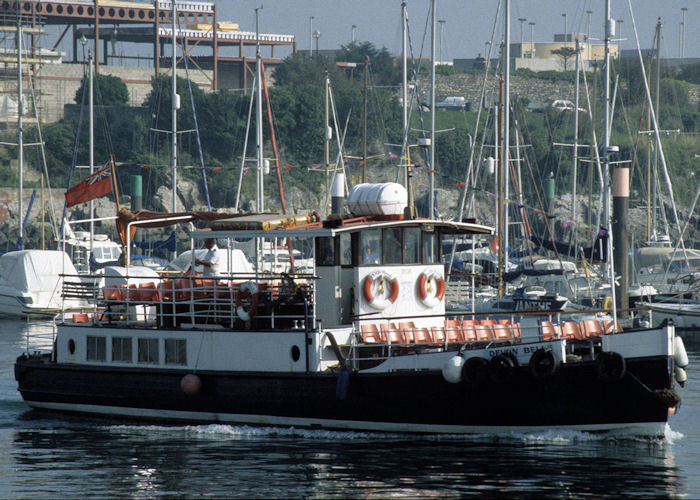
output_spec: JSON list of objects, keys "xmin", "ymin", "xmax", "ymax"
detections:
[
  {"xmin": 324, "ymin": 72, "xmax": 330, "ymax": 203},
  {"xmin": 255, "ymin": 7, "xmax": 264, "ymax": 213},
  {"xmin": 171, "ymin": 0, "xmax": 178, "ymax": 213},
  {"xmin": 652, "ymin": 18, "xmax": 662, "ymax": 239},
  {"xmin": 503, "ymin": 0, "xmax": 510, "ymax": 274},
  {"xmin": 401, "ymin": 1, "xmax": 408, "ymax": 187},
  {"xmin": 17, "ymin": 16, "xmax": 23, "ymax": 248},
  {"xmin": 604, "ymin": 0, "xmax": 619, "ymax": 320},
  {"xmin": 429, "ymin": 0, "xmax": 436, "ymax": 219},
  {"xmin": 572, "ymin": 38, "xmax": 581, "ymax": 232},
  {"xmin": 89, "ymin": 51, "xmax": 94, "ymax": 272}
]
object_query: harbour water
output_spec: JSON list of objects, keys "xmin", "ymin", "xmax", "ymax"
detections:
[{"xmin": 0, "ymin": 318, "xmax": 698, "ymax": 498}]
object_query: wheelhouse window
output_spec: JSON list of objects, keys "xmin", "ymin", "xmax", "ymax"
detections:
[
  {"xmin": 86, "ymin": 336, "xmax": 106, "ymax": 362},
  {"xmin": 404, "ymin": 227, "xmax": 421, "ymax": 264},
  {"xmin": 423, "ymin": 230, "xmax": 439, "ymax": 264},
  {"xmin": 112, "ymin": 337, "xmax": 132, "ymax": 363},
  {"xmin": 340, "ymin": 233, "xmax": 352, "ymax": 266},
  {"xmin": 138, "ymin": 338, "xmax": 159, "ymax": 364},
  {"xmin": 383, "ymin": 228, "xmax": 402, "ymax": 264},
  {"xmin": 360, "ymin": 230, "xmax": 382, "ymax": 265},
  {"xmin": 316, "ymin": 237, "xmax": 335, "ymax": 266},
  {"xmin": 165, "ymin": 339, "xmax": 187, "ymax": 366}
]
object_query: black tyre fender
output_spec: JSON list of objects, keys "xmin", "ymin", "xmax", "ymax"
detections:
[
  {"xmin": 596, "ymin": 351, "xmax": 626, "ymax": 382},
  {"xmin": 529, "ymin": 349, "xmax": 559, "ymax": 380},
  {"xmin": 488, "ymin": 354, "xmax": 517, "ymax": 384},
  {"xmin": 462, "ymin": 357, "xmax": 488, "ymax": 386}
]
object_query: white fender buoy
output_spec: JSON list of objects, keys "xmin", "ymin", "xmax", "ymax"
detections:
[
  {"xmin": 181, "ymin": 374, "xmax": 202, "ymax": 395},
  {"xmin": 442, "ymin": 355, "xmax": 465, "ymax": 384},
  {"xmin": 675, "ymin": 365, "xmax": 687, "ymax": 385},
  {"xmin": 674, "ymin": 336, "xmax": 689, "ymax": 368}
]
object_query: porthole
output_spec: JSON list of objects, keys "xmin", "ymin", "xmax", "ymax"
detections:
[
  {"xmin": 46, "ymin": 4, "xmax": 52, "ymax": 13},
  {"xmin": 56, "ymin": 5, "xmax": 62, "ymax": 13},
  {"xmin": 128, "ymin": 9, "xmax": 134, "ymax": 19},
  {"xmin": 77, "ymin": 6, "xmax": 83, "ymax": 15},
  {"xmin": 290, "ymin": 345, "xmax": 301, "ymax": 362},
  {"xmin": 67, "ymin": 6, "xmax": 73, "ymax": 14},
  {"xmin": 68, "ymin": 339, "xmax": 76, "ymax": 354},
  {"xmin": 88, "ymin": 7, "xmax": 93, "ymax": 15},
  {"xmin": 108, "ymin": 8, "xmax": 115, "ymax": 17},
  {"xmin": 119, "ymin": 8, "xmax": 125, "ymax": 17}
]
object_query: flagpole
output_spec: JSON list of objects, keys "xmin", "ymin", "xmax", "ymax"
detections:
[{"xmin": 110, "ymin": 156, "xmax": 120, "ymax": 213}]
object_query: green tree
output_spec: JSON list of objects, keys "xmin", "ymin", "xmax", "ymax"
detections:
[
  {"xmin": 335, "ymin": 41, "xmax": 399, "ymax": 86},
  {"xmin": 550, "ymin": 46, "xmax": 578, "ymax": 72},
  {"xmin": 74, "ymin": 72, "xmax": 129, "ymax": 105}
]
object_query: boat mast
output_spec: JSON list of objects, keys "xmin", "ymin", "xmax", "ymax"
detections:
[
  {"xmin": 603, "ymin": 0, "xmax": 619, "ymax": 320},
  {"xmin": 572, "ymin": 38, "xmax": 581, "ymax": 244},
  {"xmin": 401, "ymin": 1, "xmax": 408, "ymax": 188},
  {"xmin": 324, "ymin": 72, "xmax": 330, "ymax": 204},
  {"xmin": 88, "ymin": 50, "xmax": 94, "ymax": 272},
  {"xmin": 503, "ymin": 0, "xmax": 510, "ymax": 276},
  {"xmin": 255, "ymin": 6, "xmax": 264, "ymax": 213},
  {"xmin": 429, "ymin": 0, "xmax": 436, "ymax": 219},
  {"xmin": 171, "ymin": 0, "xmax": 179, "ymax": 213},
  {"xmin": 361, "ymin": 55, "xmax": 368, "ymax": 183},
  {"xmin": 17, "ymin": 14, "xmax": 23, "ymax": 249},
  {"xmin": 651, "ymin": 18, "xmax": 662, "ymax": 240}
]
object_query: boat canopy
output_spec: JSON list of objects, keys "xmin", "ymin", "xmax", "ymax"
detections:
[{"xmin": 0, "ymin": 250, "xmax": 78, "ymax": 293}]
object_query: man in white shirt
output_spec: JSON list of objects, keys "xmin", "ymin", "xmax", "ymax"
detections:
[{"xmin": 195, "ymin": 238, "xmax": 220, "ymax": 276}]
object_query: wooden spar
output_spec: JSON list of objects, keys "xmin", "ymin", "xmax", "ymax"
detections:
[
  {"xmin": 261, "ymin": 61, "xmax": 296, "ymax": 273},
  {"xmin": 260, "ymin": 61, "xmax": 286, "ymax": 215}
]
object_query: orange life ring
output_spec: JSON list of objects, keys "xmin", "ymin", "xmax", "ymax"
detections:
[
  {"xmin": 362, "ymin": 271, "xmax": 399, "ymax": 310},
  {"xmin": 417, "ymin": 270, "xmax": 445, "ymax": 308},
  {"xmin": 236, "ymin": 281, "xmax": 259, "ymax": 321}
]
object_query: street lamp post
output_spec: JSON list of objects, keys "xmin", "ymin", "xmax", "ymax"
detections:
[
  {"xmin": 438, "ymin": 19, "xmax": 446, "ymax": 64},
  {"xmin": 309, "ymin": 16, "xmax": 314, "ymax": 56},
  {"xmin": 529, "ymin": 22, "xmax": 535, "ymax": 64},
  {"xmin": 586, "ymin": 10, "xmax": 593, "ymax": 60},
  {"xmin": 562, "ymin": 13, "xmax": 567, "ymax": 47},
  {"xmin": 681, "ymin": 7, "xmax": 688, "ymax": 58},
  {"xmin": 351, "ymin": 24, "xmax": 357, "ymax": 43},
  {"xmin": 518, "ymin": 17, "xmax": 526, "ymax": 55}
]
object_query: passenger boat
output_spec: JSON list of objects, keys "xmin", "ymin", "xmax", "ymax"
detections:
[{"xmin": 14, "ymin": 186, "xmax": 688, "ymax": 436}]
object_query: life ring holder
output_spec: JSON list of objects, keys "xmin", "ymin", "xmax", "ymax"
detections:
[
  {"xmin": 236, "ymin": 281, "xmax": 260, "ymax": 322},
  {"xmin": 417, "ymin": 270, "xmax": 446, "ymax": 308},
  {"xmin": 362, "ymin": 271, "xmax": 399, "ymax": 310}
]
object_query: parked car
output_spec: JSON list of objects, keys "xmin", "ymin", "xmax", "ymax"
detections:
[
  {"xmin": 551, "ymin": 99, "xmax": 587, "ymax": 114},
  {"xmin": 435, "ymin": 96, "xmax": 470, "ymax": 111}
]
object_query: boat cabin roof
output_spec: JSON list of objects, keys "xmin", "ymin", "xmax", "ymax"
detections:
[{"xmin": 197, "ymin": 213, "xmax": 493, "ymax": 241}]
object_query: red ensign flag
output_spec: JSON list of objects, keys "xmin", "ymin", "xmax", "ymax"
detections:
[{"xmin": 64, "ymin": 165, "xmax": 113, "ymax": 208}]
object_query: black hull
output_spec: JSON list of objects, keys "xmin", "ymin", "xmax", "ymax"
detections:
[{"xmin": 15, "ymin": 355, "xmax": 673, "ymax": 433}]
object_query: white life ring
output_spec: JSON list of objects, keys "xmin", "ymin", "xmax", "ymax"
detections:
[
  {"xmin": 417, "ymin": 270, "xmax": 445, "ymax": 308},
  {"xmin": 362, "ymin": 271, "xmax": 399, "ymax": 310},
  {"xmin": 236, "ymin": 280, "xmax": 260, "ymax": 322}
]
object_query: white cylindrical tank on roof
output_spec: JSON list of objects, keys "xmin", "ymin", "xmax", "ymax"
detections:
[{"xmin": 347, "ymin": 183, "xmax": 408, "ymax": 216}]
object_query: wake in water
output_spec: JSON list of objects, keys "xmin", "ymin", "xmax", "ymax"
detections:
[{"xmin": 102, "ymin": 422, "xmax": 685, "ymax": 445}]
